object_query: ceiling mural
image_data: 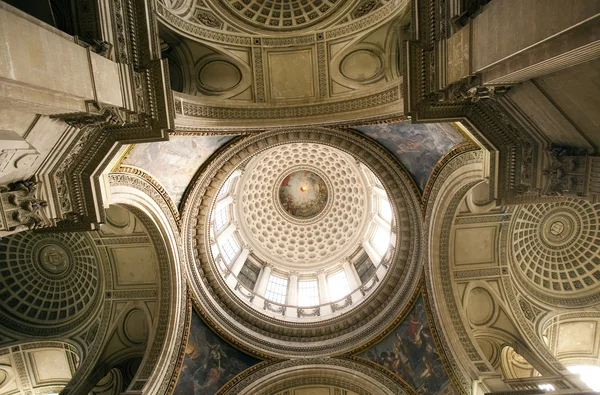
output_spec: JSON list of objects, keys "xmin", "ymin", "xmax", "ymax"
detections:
[
  {"xmin": 354, "ymin": 122, "xmax": 466, "ymax": 191},
  {"xmin": 122, "ymin": 136, "xmax": 233, "ymax": 207},
  {"xmin": 358, "ymin": 294, "xmax": 458, "ymax": 394},
  {"xmin": 279, "ymin": 170, "xmax": 329, "ymax": 219},
  {"xmin": 174, "ymin": 310, "xmax": 261, "ymax": 394}
]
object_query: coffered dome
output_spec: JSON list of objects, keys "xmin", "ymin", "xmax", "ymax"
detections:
[
  {"xmin": 182, "ymin": 128, "xmax": 423, "ymax": 358},
  {"xmin": 221, "ymin": 0, "xmax": 350, "ymax": 31},
  {"xmin": 236, "ymin": 143, "xmax": 369, "ymax": 270}
]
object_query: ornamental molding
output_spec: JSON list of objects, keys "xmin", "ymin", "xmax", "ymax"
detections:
[
  {"xmin": 174, "ymin": 84, "xmax": 401, "ymax": 120},
  {"xmin": 215, "ymin": 357, "xmax": 415, "ymax": 395},
  {"xmin": 107, "ymin": 172, "xmax": 188, "ymax": 395},
  {"xmin": 157, "ymin": 0, "xmax": 407, "ymax": 43},
  {"xmin": 180, "ymin": 127, "xmax": 423, "ymax": 358},
  {"xmin": 423, "ymin": 150, "xmax": 486, "ymax": 394}
]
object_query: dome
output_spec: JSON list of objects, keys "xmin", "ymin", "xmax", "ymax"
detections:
[
  {"xmin": 182, "ymin": 128, "xmax": 423, "ymax": 358},
  {"xmin": 219, "ymin": 0, "xmax": 351, "ymax": 32},
  {"xmin": 210, "ymin": 142, "xmax": 393, "ymax": 321},
  {"xmin": 235, "ymin": 143, "xmax": 370, "ymax": 271}
]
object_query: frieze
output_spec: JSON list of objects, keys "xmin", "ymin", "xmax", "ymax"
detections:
[
  {"xmin": 178, "ymin": 86, "xmax": 400, "ymax": 119},
  {"xmin": 252, "ymin": 47, "xmax": 265, "ymax": 103},
  {"xmin": 453, "ymin": 268, "xmax": 502, "ymax": 280}
]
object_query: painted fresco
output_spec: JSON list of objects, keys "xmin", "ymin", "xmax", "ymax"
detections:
[
  {"xmin": 122, "ymin": 135, "xmax": 233, "ymax": 207},
  {"xmin": 174, "ymin": 310, "xmax": 260, "ymax": 394},
  {"xmin": 354, "ymin": 122, "xmax": 465, "ymax": 191},
  {"xmin": 279, "ymin": 170, "xmax": 328, "ymax": 218},
  {"xmin": 359, "ymin": 295, "xmax": 458, "ymax": 394}
]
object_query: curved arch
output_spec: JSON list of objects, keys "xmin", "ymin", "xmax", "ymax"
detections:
[
  {"xmin": 216, "ymin": 358, "xmax": 415, "ymax": 395},
  {"xmin": 106, "ymin": 172, "xmax": 188, "ymax": 394},
  {"xmin": 423, "ymin": 149, "xmax": 489, "ymax": 393}
]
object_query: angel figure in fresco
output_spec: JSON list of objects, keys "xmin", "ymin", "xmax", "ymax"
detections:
[{"xmin": 193, "ymin": 342, "xmax": 228, "ymax": 394}]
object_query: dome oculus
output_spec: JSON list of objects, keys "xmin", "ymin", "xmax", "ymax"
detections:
[{"xmin": 278, "ymin": 170, "xmax": 328, "ymax": 219}]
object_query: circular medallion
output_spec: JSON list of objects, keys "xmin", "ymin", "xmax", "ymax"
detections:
[
  {"xmin": 278, "ymin": 170, "xmax": 328, "ymax": 219},
  {"xmin": 39, "ymin": 244, "xmax": 71, "ymax": 274},
  {"xmin": 198, "ymin": 60, "xmax": 242, "ymax": 93},
  {"xmin": 549, "ymin": 220, "xmax": 565, "ymax": 236},
  {"xmin": 340, "ymin": 49, "xmax": 383, "ymax": 82}
]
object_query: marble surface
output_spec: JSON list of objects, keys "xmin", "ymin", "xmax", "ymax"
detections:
[
  {"xmin": 174, "ymin": 310, "xmax": 260, "ymax": 394},
  {"xmin": 359, "ymin": 295, "xmax": 458, "ymax": 394},
  {"xmin": 354, "ymin": 121, "xmax": 465, "ymax": 191},
  {"xmin": 122, "ymin": 135, "xmax": 233, "ymax": 207}
]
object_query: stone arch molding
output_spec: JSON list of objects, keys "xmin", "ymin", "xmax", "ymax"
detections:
[
  {"xmin": 60, "ymin": 171, "xmax": 187, "ymax": 395},
  {"xmin": 105, "ymin": 172, "xmax": 188, "ymax": 395},
  {"xmin": 423, "ymin": 149, "xmax": 587, "ymax": 394},
  {"xmin": 216, "ymin": 358, "xmax": 415, "ymax": 395},
  {"xmin": 180, "ymin": 127, "xmax": 423, "ymax": 359}
]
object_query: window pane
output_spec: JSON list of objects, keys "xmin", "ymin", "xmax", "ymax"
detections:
[
  {"xmin": 327, "ymin": 271, "xmax": 350, "ymax": 301},
  {"xmin": 379, "ymin": 198, "xmax": 393, "ymax": 223},
  {"xmin": 567, "ymin": 366, "xmax": 600, "ymax": 391},
  {"xmin": 354, "ymin": 256, "xmax": 376, "ymax": 283},
  {"xmin": 238, "ymin": 261, "xmax": 260, "ymax": 290},
  {"xmin": 218, "ymin": 177, "xmax": 233, "ymax": 198},
  {"xmin": 214, "ymin": 207, "xmax": 229, "ymax": 232},
  {"xmin": 265, "ymin": 274, "xmax": 288, "ymax": 304},
  {"xmin": 221, "ymin": 236, "xmax": 240, "ymax": 264},
  {"xmin": 298, "ymin": 279, "xmax": 319, "ymax": 307},
  {"xmin": 371, "ymin": 226, "xmax": 391, "ymax": 257}
]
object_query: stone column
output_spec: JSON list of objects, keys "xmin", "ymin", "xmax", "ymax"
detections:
[
  {"xmin": 363, "ymin": 241, "xmax": 382, "ymax": 266},
  {"xmin": 446, "ymin": 0, "xmax": 600, "ymax": 86},
  {"xmin": 286, "ymin": 271, "xmax": 298, "ymax": 318},
  {"xmin": 216, "ymin": 222, "xmax": 237, "ymax": 244},
  {"xmin": 226, "ymin": 249, "xmax": 250, "ymax": 288},
  {"xmin": 317, "ymin": 271, "xmax": 330, "ymax": 304},
  {"xmin": 343, "ymin": 261, "xmax": 361, "ymax": 290},
  {"xmin": 215, "ymin": 195, "xmax": 234, "ymax": 210},
  {"xmin": 255, "ymin": 264, "xmax": 272, "ymax": 296},
  {"xmin": 372, "ymin": 186, "xmax": 387, "ymax": 199},
  {"xmin": 287, "ymin": 272, "xmax": 298, "ymax": 305},
  {"xmin": 373, "ymin": 214, "xmax": 392, "ymax": 230},
  {"xmin": 317, "ymin": 270, "xmax": 332, "ymax": 316}
]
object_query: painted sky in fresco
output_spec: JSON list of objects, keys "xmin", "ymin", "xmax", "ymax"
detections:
[
  {"xmin": 358, "ymin": 295, "xmax": 458, "ymax": 394},
  {"xmin": 123, "ymin": 135, "xmax": 233, "ymax": 207},
  {"xmin": 354, "ymin": 122, "xmax": 465, "ymax": 191},
  {"xmin": 174, "ymin": 310, "xmax": 260, "ymax": 395}
]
